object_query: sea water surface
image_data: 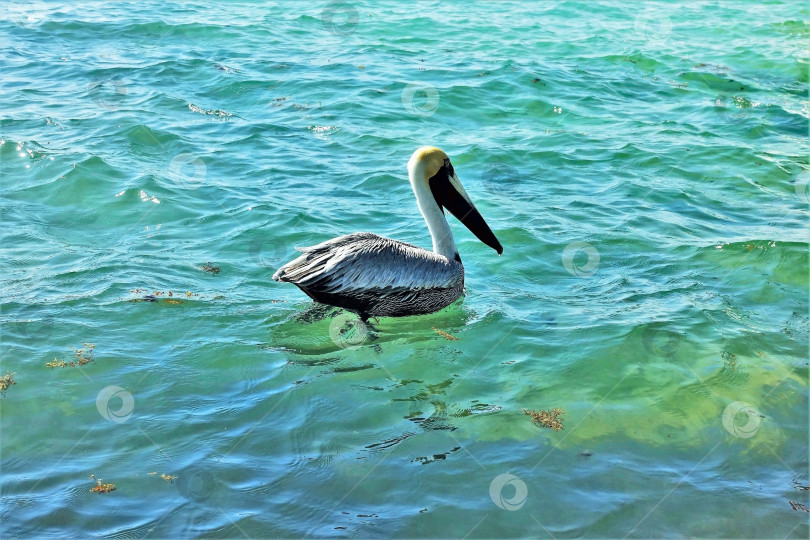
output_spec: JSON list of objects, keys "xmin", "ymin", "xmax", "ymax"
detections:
[{"xmin": 1, "ymin": 1, "xmax": 808, "ymax": 538}]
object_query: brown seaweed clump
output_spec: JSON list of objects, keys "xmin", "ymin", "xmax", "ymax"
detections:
[
  {"xmin": 148, "ymin": 472, "xmax": 177, "ymax": 483},
  {"xmin": 523, "ymin": 408, "xmax": 565, "ymax": 431},
  {"xmin": 202, "ymin": 262, "xmax": 220, "ymax": 275},
  {"xmin": 90, "ymin": 477, "xmax": 116, "ymax": 494},
  {"xmin": 432, "ymin": 327, "xmax": 459, "ymax": 341},
  {"xmin": 789, "ymin": 500, "xmax": 809, "ymax": 512},
  {"xmin": 128, "ymin": 290, "xmax": 196, "ymax": 302},
  {"xmin": 0, "ymin": 371, "xmax": 16, "ymax": 396},
  {"xmin": 46, "ymin": 343, "xmax": 95, "ymax": 369}
]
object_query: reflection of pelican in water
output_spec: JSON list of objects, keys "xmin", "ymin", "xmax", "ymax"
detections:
[{"xmin": 273, "ymin": 147, "xmax": 503, "ymax": 321}]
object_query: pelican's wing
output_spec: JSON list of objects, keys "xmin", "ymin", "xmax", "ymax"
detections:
[{"xmin": 272, "ymin": 232, "xmax": 459, "ymax": 295}]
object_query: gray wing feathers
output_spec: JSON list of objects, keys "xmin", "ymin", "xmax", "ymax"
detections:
[{"xmin": 272, "ymin": 233, "xmax": 459, "ymax": 294}]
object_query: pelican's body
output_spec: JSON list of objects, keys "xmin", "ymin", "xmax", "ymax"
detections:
[{"xmin": 272, "ymin": 147, "xmax": 503, "ymax": 319}]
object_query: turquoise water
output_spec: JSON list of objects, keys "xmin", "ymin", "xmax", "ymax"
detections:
[{"xmin": 1, "ymin": 1, "xmax": 809, "ymax": 537}]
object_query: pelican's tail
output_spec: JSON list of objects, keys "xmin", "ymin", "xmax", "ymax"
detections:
[
  {"xmin": 271, "ymin": 249, "xmax": 320, "ymax": 283},
  {"xmin": 271, "ymin": 233, "xmax": 376, "ymax": 284}
]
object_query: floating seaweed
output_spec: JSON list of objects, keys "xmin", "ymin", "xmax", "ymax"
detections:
[
  {"xmin": 431, "ymin": 327, "xmax": 459, "ymax": 341},
  {"xmin": 148, "ymin": 471, "xmax": 177, "ymax": 483},
  {"xmin": 90, "ymin": 476, "xmax": 115, "ymax": 494},
  {"xmin": 45, "ymin": 358, "xmax": 68, "ymax": 368},
  {"xmin": 523, "ymin": 408, "xmax": 565, "ymax": 431},
  {"xmin": 722, "ymin": 350, "xmax": 738, "ymax": 372},
  {"xmin": 74, "ymin": 343, "xmax": 94, "ymax": 364},
  {"xmin": 0, "ymin": 371, "xmax": 16, "ymax": 396},
  {"xmin": 202, "ymin": 262, "xmax": 220, "ymax": 275},
  {"xmin": 128, "ymin": 290, "xmax": 197, "ymax": 302},
  {"xmin": 46, "ymin": 343, "xmax": 95, "ymax": 369},
  {"xmin": 789, "ymin": 500, "xmax": 809, "ymax": 512},
  {"xmin": 792, "ymin": 480, "xmax": 810, "ymax": 491}
]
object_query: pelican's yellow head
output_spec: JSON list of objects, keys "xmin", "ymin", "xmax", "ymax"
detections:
[
  {"xmin": 406, "ymin": 146, "xmax": 503, "ymax": 255},
  {"xmin": 408, "ymin": 146, "xmax": 450, "ymax": 183}
]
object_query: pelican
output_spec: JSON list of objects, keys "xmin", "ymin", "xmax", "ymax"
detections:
[{"xmin": 272, "ymin": 147, "xmax": 503, "ymax": 320}]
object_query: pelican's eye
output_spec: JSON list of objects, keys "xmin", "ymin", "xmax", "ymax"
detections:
[{"xmin": 443, "ymin": 158, "xmax": 455, "ymax": 177}]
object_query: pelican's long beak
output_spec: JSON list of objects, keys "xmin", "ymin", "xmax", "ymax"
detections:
[{"xmin": 430, "ymin": 170, "xmax": 504, "ymax": 255}]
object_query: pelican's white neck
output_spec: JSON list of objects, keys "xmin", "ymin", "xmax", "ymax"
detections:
[{"xmin": 408, "ymin": 158, "xmax": 458, "ymax": 260}]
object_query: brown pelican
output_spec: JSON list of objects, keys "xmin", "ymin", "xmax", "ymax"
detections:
[{"xmin": 272, "ymin": 147, "xmax": 503, "ymax": 320}]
